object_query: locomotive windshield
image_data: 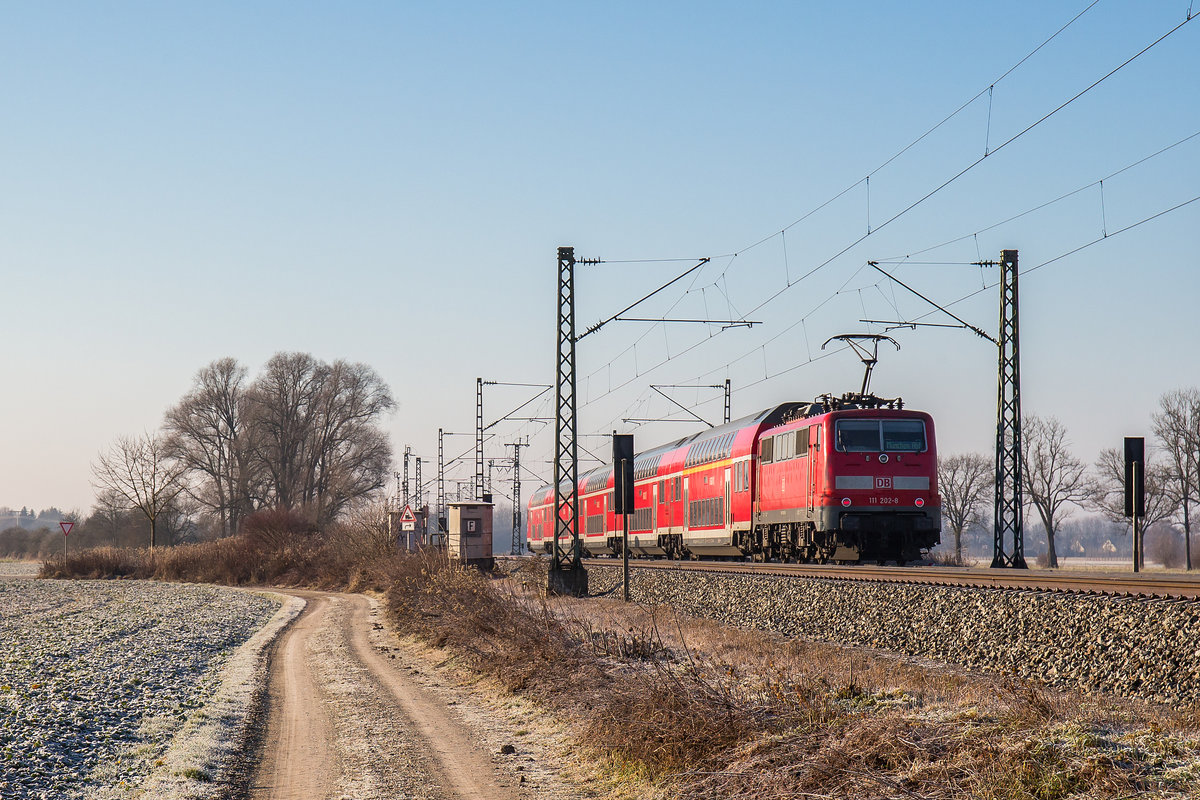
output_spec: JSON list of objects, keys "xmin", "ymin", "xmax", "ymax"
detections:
[{"xmin": 835, "ymin": 419, "xmax": 926, "ymax": 452}]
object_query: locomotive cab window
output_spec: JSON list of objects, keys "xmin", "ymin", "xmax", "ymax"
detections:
[
  {"xmin": 882, "ymin": 420, "xmax": 926, "ymax": 452},
  {"xmin": 834, "ymin": 419, "xmax": 927, "ymax": 452},
  {"xmin": 835, "ymin": 420, "xmax": 880, "ymax": 451}
]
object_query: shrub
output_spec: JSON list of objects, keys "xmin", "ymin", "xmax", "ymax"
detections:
[
  {"xmin": 241, "ymin": 508, "xmax": 319, "ymax": 552},
  {"xmin": 1145, "ymin": 525, "xmax": 1186, "ymax": 569}
]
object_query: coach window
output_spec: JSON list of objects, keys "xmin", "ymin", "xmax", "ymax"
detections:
[{"xmin": 760, "ymin": 436, "xmax": 774, "ymax": 463}]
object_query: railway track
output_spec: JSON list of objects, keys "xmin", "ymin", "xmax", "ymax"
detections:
[{"xmin": 569, "ymin": 557, "xmax": 1200, "ymax": 599}]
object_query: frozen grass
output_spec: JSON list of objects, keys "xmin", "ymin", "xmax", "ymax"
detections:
[
  {"xmin": 0, "ymin": 560, "xmax": 40, "ymax": 577},
  {"xmin": 0, "ymin": 579, "xmax": 281, "ymax": 799},
  {"xmin": 125, "ymin": 593, "xmax": 304, "ymax": 800}
]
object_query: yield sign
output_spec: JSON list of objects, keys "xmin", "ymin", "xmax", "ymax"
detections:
[
  {"xmin": 399, "ymin": 505, "xmax": 417, "ymax": 523},
  {"xmin": 60, "ymin": 521, "xmax": 75, "ymax": 537}
]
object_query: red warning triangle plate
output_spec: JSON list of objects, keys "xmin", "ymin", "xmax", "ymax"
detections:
[{"xmin": 399, "ymin": 505, "xmax": 416, "ymax": 522}]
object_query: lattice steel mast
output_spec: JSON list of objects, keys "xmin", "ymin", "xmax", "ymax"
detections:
[
  {"xmin": 436, "ymin": 428, "xmax": 447, "ymax": 538},
  {"xmin": 414, "ymin": 456, "xmax": 423, "ymax": 529},
  {"xmin": 551, "ymin": 246, "xmax": 587, "ymax": 594},
  {"xmin": 402, "ymin": 446, "xmax": 411, "ymax": 508},
  {"xmin": 475, "ymin": 378, "xmax": 486, "ymax": 501},
  {"xmin": 507, "ymin": 440, "xmax": 529, "ymax": 555},
  {"xmin": 990, "ymin": 250, "xmax": 1026, "ymax": 568},
  {"xmin": 867, "ymin": 252, "xmax": 1025, "ymax": 569}
]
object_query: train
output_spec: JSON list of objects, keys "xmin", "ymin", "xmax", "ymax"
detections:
[{"xmin": 527, "ymin": 392, "xmax": 941, "ymax": 564}]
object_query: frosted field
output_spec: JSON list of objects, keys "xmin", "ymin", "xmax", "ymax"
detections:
[{"xmin": 0, "ymin": 576, "xmax": 287, "ymax": 799}]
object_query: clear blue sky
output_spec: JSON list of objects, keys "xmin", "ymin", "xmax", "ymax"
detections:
[{"xmin": 2, "ymin": 2, "xmax": 1197, "ymax": 514}]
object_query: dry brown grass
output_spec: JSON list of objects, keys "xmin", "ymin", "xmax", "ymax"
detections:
[
  {"xmin": 428, "ymin": 575, "xmax": 1200, "ymax": 800},
  {"xmin": 40, "ymin": 531, "xmax": 398, "ymax": 592}
]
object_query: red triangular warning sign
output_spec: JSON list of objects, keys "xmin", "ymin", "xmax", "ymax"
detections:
[
  {"xmin": 60, "ymin": 521, "xmax": 75, "ymax": 536},
  {"xmin": 399, "ymin": 505, "xmax": 416, "ymax": 522}
]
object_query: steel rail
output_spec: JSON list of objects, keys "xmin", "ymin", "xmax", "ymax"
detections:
[{"xmin": 561, "ymin": 558, "xmax": 1200, "ymax": 600}]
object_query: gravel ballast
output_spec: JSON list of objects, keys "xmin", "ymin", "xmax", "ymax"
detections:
[
  {"xmin": 0, "ymin": 578, "xmax": 282, "ymax": 799},
  {"xmin": 513, "ymin": 560, "xmax": 1200, "ymax": 705}
]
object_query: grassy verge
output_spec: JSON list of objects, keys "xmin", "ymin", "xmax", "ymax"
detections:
[
  {"xmin": 47, "ymin": 544, "xmax": 1200, "ymax": 799},
  {"xmin": 385, "ymin": 557, "xmax": 1200, "ymax": 799}
]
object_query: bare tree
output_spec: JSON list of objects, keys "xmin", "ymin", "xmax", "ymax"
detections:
[
  {"xmin": 246, "ymin": 353, "xmax": 394, "ymax": 525},
  {"xmin": 1021, "ymin": 415, "xmax": 1095, "ymax": 568},
  {"xmin": 92, "ymin": 488, "xmax": 127, "ymax": 542},
  {"xmin": 1152, "ymin": 388, "xmax": 1199, "ymax": 570},
  {"xmin": 938, "ymin": 453, "xmax": 992, "ymax": 564},
  {"xmin": 246, "ymin": 352, "xmax": 323, "ymax": 513},
  {"xmin": 91, "ymin": 433, "xmax": 188, "ymax": 549},
  {"xmin": 1092, "ymin": 447, "xmax": 1178, "ymax": 534},
  {"xmin": 163, "ymin": 358, "xmax": 258, "ymax": 537}
]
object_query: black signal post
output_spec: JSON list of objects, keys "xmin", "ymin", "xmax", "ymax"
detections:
[
  {"xmin": 1124, "ymin": 437, "xmax": 1145, "ymax": 572},
  {"xmin": 613, "ymin": 433, "xmax": 634, "ymax": 602}
]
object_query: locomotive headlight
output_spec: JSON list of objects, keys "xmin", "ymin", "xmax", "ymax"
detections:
[
  {"xmin": 841, "ymin": 497, "xmax": 851, "ymax": 507},
  {"xmin": 915, "ymin": 497, "xmax": 925, "ymax": 508}
]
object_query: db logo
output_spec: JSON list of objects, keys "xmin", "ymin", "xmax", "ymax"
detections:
[{"xmin": 875, "ymin": 477, "xmax": 892, "ymax": 489}]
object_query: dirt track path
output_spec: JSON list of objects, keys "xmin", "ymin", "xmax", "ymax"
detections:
[
  {"xmin": 250, "ymin": 591, "xmax": 537, "ymax": 800},
  {"xmin": 253, "ymin": 595, "xmax": 336, "ymax": 799}
]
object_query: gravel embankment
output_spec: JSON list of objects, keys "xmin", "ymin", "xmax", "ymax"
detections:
[
  {"xmin": 511, "ymin": 560, "xmax": 1200, "ymax": 705},
  {"xmin": 0, "ymin": 578, "xmax": 285, "ymax": 799}
]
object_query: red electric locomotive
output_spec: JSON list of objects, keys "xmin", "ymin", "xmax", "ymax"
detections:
[{"xmin": 527, "ymin": 392, "xmax": 941, "ymax": 564}]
